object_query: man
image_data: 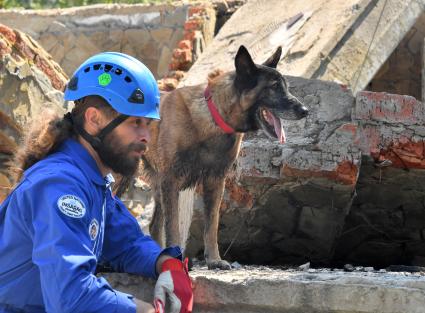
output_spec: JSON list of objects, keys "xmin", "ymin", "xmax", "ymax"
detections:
[{"xmin": 0, "ymin": 52, "xmax": 193, "ymax": 313}]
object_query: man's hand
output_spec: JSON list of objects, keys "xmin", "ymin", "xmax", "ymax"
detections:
[
  {"xmin": 154, "ymin": 258, "xmax": 193, "ymax": 313},
  {"xmin": 134, "ymin": 298, "xmax": 155, "ymax": 313}
]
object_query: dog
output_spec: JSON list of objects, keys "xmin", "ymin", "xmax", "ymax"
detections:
[{"xmin": 142, "ymin": 45, "xmax": 308, "ymax": 269}]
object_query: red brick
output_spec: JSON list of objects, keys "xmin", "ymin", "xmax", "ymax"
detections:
[
  {"xmin": 184, "ymin": 32, "xmax": 196, "ymax": 41},
  {"xmin": 0, "ymin": 24, "xmax": 16, "ymax": 44},
  {"xmin": 188, "ymin": 6, "xmax": 206, "ymax": 17},
  {"xmin": 356, "ymin": 91, "xmax": 420, "ymax": 124},
  {"xmin": 178, "ymin": 39, "xmax": 192, "ymax": 50},
  {"xmin": 184, "ymin": 19, "xmax": 203, "ymax": 31},
  {"xmin": 373, "ymin": 140, "xmax": 425, "ymax": 169},
  {"xmin": 224, "ymin": 178, "xmax": 254, "ymax": 208},
  {"xmin": 281, "ymin": 161, "xmax": 359, "ymax": 186}
]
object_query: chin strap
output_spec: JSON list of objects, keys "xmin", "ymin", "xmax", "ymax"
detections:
[
  {"xmin": 204, "ymin": 86, "xmax": 235, "ymax": 134},
  {"xmin": 64, "ymin": 112, "xmax": 129, "ymax": 150}
]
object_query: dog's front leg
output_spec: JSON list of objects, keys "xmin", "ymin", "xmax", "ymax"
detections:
[
  {"xmin": 150, "ymin": 189, "xmax": 165, "ymax": 247},
  {"xmin": 160, "ymin": 177, "xmax": 181, "ymax": 247},
  {"xmin": 202, "ymin": 177, "xmax": 231, "ymax": 270}
]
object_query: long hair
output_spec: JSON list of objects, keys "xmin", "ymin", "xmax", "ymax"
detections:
[{"xmin": 9, "ymin": 96, "xmax": 116, "ymax": 184}]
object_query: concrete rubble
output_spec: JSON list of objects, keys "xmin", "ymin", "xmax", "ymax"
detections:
[
  {"xmin": 180, "ymin": 0, "xmax": 425, "ymax": 95},
  {"xmin": 104, "ymin": 265, "xmax": 425, "ymax": 313},
  {"xmin": 0, "ymin": 2, "xmax": 425, "ymax": 311},
  {"xmin": 0, "ymin": 23, "xmax": 66, "ymax": 201}
]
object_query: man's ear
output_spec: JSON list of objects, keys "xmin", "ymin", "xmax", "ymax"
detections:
[
  {"xmin": 235, "ymin": 45, "xmax": 258, "ymax": 78},
  {"xmin": 262, "ymin": 46, "xmax": 282, "ymax": 69},
  {"xmin": 84, "ymin": 107, "xmax": 104, "ymax": 135}
]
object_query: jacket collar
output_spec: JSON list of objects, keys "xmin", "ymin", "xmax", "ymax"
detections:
[{"xmin": 58, "ymin": 138, "xmax": 106, "ymax": 186}]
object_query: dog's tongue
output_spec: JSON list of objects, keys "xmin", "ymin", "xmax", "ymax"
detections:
[{"xmin": 265, "ymin": 110, "xmax": 286, "ymax": 144}]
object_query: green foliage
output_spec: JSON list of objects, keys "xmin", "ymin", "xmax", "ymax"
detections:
[{"xmin": 0, "ymin": 0, "xmax": 168, "ymax": 9}]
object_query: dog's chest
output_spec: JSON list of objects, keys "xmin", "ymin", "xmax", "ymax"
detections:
[{"xmin": 173, "ymin": 135, "xmax": 239, "ymax": 182}]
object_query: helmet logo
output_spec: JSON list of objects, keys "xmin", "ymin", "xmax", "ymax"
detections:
[{"xmin": 98, "ymin": 73, "xmax": 112, "ymax": 86}]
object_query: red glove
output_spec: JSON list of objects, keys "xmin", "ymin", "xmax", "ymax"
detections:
[{"xmin": 154, "ymin": 258, "xmax": 193, "ymax": 313}]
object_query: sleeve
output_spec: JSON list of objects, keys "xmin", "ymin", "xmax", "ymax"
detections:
[
  {"xmin": 28, "ymin": 173, "xmax": 137, "ymax": 313},
  {"xmin": 100, "ymin": 197, "xmax": 182, "ymax": 279}
]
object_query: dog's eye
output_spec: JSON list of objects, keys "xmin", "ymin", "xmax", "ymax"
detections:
[{"xmin": 271, "ymin": 81, "xmax": 280, "ymax": 89}]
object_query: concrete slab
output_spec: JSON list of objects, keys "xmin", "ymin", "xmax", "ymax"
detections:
[
  {"xmin": 180, "ymin": 0, "xmax": 425, "ymax": 95},
  {"xmin": 105, "ymin": 267, "xmax": 425, "ymax": 313}
]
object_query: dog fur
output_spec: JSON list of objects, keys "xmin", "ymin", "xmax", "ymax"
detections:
[{"xmin": 143, "ymin": 45, "xmax": 308, "ymax": 269}]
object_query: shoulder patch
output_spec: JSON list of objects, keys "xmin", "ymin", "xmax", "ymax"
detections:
[
  {"xmin": 89, "ymin": 218, "xmax": 99, "ymax": 241},
  {"xmin": 57, "ymin": 195, "xmax": 86, "ymax": 218}
]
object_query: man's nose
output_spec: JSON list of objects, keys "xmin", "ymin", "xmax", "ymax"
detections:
[{"xmin": 140, "ymin": 130, "xmax": 150, "ymax": 144}]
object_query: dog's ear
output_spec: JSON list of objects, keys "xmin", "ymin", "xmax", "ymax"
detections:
[
  {"xmin": 262, "ymin": 46, "xmax": 282, "ymax": 69},
  {"xmin": 235, "ymin": 45, "xmax": 258, "ymax": 78},
  {"xmin": 234, "ymin": 46, "xmax": 258, "ymax": 91}
]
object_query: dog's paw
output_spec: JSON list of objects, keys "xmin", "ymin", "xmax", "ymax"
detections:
[{"xmin": 207, "ymin": 259, "xmax": 231, "ymax": 270}]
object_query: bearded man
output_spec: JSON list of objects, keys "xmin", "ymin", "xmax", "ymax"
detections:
[{"xmin": 0, "ymin": 52, "xmax": 192, "ymax": 313}]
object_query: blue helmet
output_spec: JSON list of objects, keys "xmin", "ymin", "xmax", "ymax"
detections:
[{"xmin": 64, "ymin": 52, "xmax": 160, "ymax": 119}]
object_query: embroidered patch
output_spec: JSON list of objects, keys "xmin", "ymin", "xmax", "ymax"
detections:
[
  {"xmin": 57, "ymin": 195, "xmax": 86, "ymax": 218},
  {"xmin": 89, "ymin": 219, "xmax": 99, "ymax": 241}
]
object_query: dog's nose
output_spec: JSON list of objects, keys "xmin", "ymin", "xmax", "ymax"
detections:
[{"xmin": 297, "ymin": 106, "xmax": 309, "ymax": 118}]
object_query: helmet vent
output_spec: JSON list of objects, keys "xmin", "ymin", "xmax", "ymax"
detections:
[
  {"xmin": 124, "ymin": 76, "xmax": 132, "ymax": 83},
  {"xmin": 84, "ymin": 67, "xmax": 90, "ymax": 73},
  {"xmin": 128, "ymin": 88, "xmax": 144, "ymax": 104},
  {"xmin": 104, "ymin": 64, "xmax": 113, "ymax": 72},
  {"xmin": 67, "ymin": 76, "xmax": 78, "ymax": 91},
  {"xmin": 115, "ymin": 68, "xmax": 122, "ymax": 75},
  {"xmin": 93, "ymin": 64, "xmax": 101, "ymax": 70}
]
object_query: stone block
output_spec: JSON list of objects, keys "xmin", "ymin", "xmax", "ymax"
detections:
[
  {"xmin": 150, "ymin": 27, "xmax": 174, "ymax": 43},
  {"xmin": 123, "ymin": 28, "xmax": 151, "ymax": 48},
  {"xmin": 157, "ymin": 46, "xmax": 173, "ymax": 78},
  {"xmin": 140, "ymin": 40, "xmax": 159, "ymax": 60},
  {"xmin": 169, "ymin": 28, "xmax": 184, "ymax": 51},
  {"xmin": 162, "ymin": 5, "xmax": 189, "ymax": 27},
  {"xmin": 121, "ymin": 44, "xmax": 137, "ymax": 59},
  {"xmin": 38, "ymin": 33, "xmax": 59, "ymax": 52}
]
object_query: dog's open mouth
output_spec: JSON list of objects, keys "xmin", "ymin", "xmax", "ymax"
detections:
[{"xmin": 257, "ymin": 108, "xmax": 285, "ymax": 144}]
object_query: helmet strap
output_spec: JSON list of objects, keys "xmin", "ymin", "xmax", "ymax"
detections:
[{"xmin": 73, "ymin": 114, "xmax": 129, "ymax": 150}]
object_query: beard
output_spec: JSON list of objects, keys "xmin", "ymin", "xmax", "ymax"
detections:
[{"xmin": 96, "ymin": 131, "xmax": 147, "ymax": 176}]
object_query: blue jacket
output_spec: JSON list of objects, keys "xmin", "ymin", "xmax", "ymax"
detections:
[{"xmin": 0, "ymin": 139, "xmax": 181, "ymax": 313}]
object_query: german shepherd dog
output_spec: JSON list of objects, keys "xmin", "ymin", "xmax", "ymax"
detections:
[{"xmin": 143, "ymin": 45, "xmax": 308, "ymax": 269}]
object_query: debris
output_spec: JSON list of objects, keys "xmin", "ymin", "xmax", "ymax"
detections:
[
  {"xmin": 344, "ymin": 264, "xmax": 354, "ymax": 272},
  {"xmin": 231, "ymin": 261, "xmax": 242, "ymax": 269},
  {"xmin": 298, "ymin": 262, "xmax": 310, "ymax": 271},
  {"xmin": 374, "ymin": 159, "xmax": 392, "ymax": 168}
]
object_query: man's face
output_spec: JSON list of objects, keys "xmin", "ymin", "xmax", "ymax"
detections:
[{"xmin": 96, "ymin": 116, "xmax": 151, "ymax": 176}]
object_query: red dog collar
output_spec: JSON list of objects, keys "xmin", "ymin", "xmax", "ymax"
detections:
[{"xmin": 204, "ymin": 86, "xmax": 235, "ymax": 134}]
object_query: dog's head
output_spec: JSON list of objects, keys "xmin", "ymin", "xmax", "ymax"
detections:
[{"xmin": 233, "ymin": 45, "xmax": 308, "ymax": 143}]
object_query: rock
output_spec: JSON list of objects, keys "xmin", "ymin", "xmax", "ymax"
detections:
[{"xmin": 0, "ymin": 24, "xmax": 66, "ymax": 202}]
